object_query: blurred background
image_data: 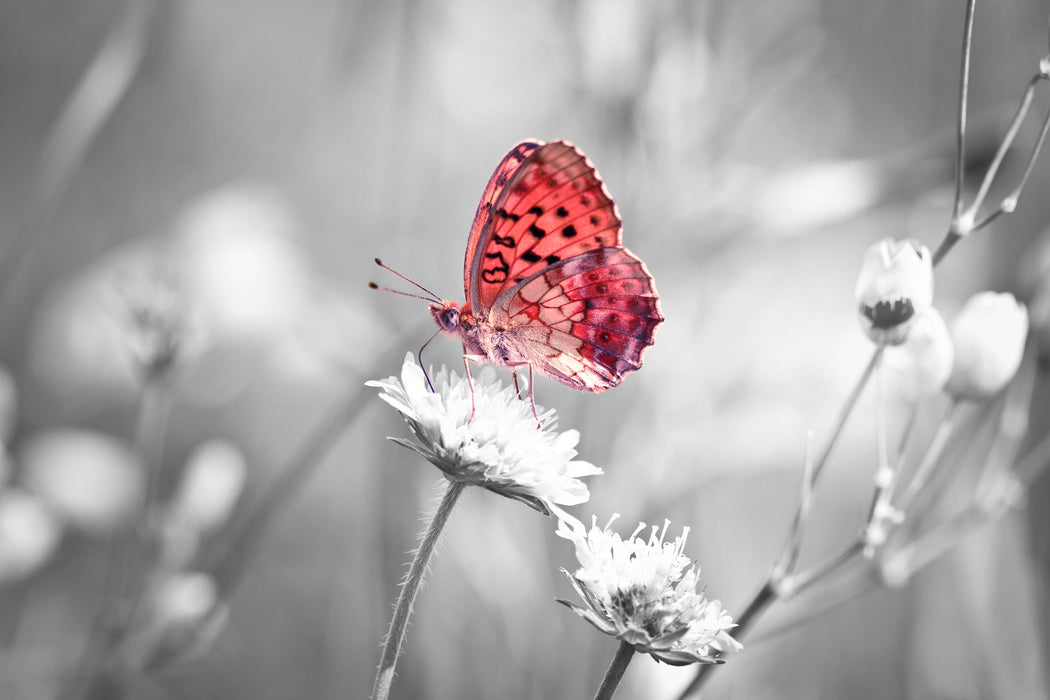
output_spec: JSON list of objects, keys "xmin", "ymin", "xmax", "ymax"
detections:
[{"xmin": 1, "ymin": 0, "xmax": 1050, "ymax": 698}]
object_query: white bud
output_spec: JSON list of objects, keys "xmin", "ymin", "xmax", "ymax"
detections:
[
  {"xmin": 946, "ymin": 292, "xmax": 1029, "ymax": 401},
  {"xmin": 855, "ymin": 238, "xmax": 934, "ymax": 346},
  {"xmin": 884, "ymin": 308, "xmax": 954, "ymax": 402},
  {"xmin": 170, "ymin": 440, "xmax": 246, "ymax": 533},
  {"xmin": 0, "ymin": 489, "xmax": 62, "ymax": 583}
]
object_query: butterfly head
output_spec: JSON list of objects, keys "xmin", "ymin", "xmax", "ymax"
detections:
[{"xmin": 430, "ymin": 301, "xmax": 465, "ymax": 334}]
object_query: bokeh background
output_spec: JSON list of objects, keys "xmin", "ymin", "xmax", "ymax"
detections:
[{"xmin": 1, "ymin": 0, "xmax": 1050, "ymax": 698}]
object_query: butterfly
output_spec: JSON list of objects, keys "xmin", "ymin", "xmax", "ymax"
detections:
[{"xmin": 377, "ymin": 139, "xmax": 663, "ymax": 410}]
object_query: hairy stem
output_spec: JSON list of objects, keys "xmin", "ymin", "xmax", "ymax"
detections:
[{"xmin": 372, "ymin": 479, "xmax": 467, "ymax": 700}]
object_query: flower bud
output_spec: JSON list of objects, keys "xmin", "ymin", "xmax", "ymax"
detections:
[
  {"xmin": 169, "ymin": 440, "xmax": 246, "ymax": 534},
  {"xmin": 143, "ymin": 571, "xmax": 229, "ymax": 670},
  {"xmin": 0, "ymin": 489, "xmax": 62, "ymax": 583},
  {"xmin": 21, "ymin": 429, "xmax": 143, "ymax": 534},
  {"xmin": 884, "ymin": 308, "xmax": 954, "ymax": 402},
  {"xmin": 946, "ymin": 292, "xmax": 1028, "ymax": 401},
  {"xmin": 855, "ymin": 238, "xmax": 933, "ymax": 345}
]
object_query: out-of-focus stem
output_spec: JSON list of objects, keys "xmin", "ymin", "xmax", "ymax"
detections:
[
  {"xmin": 0, "ymin": 0, "xmax": 157, "ymax": 309},
  {"xmin": 895, "ymin": 399, "xmax": 960, "ymax": 515},
  {"xmin": 208, "ymin": 388, "xmax": 374, "ymax": 595}
]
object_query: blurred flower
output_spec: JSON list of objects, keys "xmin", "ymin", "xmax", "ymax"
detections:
[
  {"xmin": 367, "ymin": 354, "xmax": 601, "ymax": 515},
  {"xmin": 883, "ymin": 308, "xmax": 954, "ymax": 403},
  {"xmin": 556, "ymin": 514, "xmax": 741, "ymax": 665},
  {"xmin": 946, "ymin": 292, "xmax": 1029, "ymax": 401},
  {"xmin": 141, "ymin": 571, "xmax": 229, "ymax": 671},
  {"xmin": 160, "ymin": 440, "xmax": 246, "ymax": 569},
  {"xmin": 175, "ymin": 184, "xmax": 312, "ymax": 343},
  {"xmin": 168, "ymin": 440, "xmax": 246, "ymax": 534},
  {"xmin": 753, "ymin": 159, "xmax": 882, "ymax": 236},
  {"xmin": 0, "ymin": 489, "xmax": 63, "ymax": 584},
  {"xmin": 855, "ymin": 238, "xmax": 933, "ymax": 346},
  {"xmin": 117, "ymin": 263, "xmax": 193, "ymax": 381},
  {"xmin": 20, "ymin": 428, "xmax": 143, "ymax": 534}
]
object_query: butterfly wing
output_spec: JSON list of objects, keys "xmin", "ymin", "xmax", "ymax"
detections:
[
  {"xmin": 464, "ymin": 140, "xmax": 542, "ymax": 309},
  {"xmin": 466, "ymin": 140, "xmax": 662, "ymax": 391},
  {"xmin": 466, "ymin": 141, "xmax": 624, "ymax": 314},
  {"xmin": 498, "ymin": 246, "xmax": 663, "ymax": 390}
]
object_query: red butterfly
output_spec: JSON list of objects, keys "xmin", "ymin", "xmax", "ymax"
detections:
[{"xmin": 377, "ymin": 140, "xmax": 662, "ymax": 409}]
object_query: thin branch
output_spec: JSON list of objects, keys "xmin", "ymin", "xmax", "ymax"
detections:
[
  {"xmin": 964, "ymin": 74, "xmax": 1042, "ymax": 222},
  {"xmin": 773, "ymin": 431, "xmax": 817, "ymax": 579},
  {"xmin": 933, "ymin": 0, "xmax": 979, "ymax": 267},
  {"xmin": 953, "ymin": 0, "xmax": 978, "ymax": 224},
  {"xmin": 971, "ymin": 89, "xmax": 1050, "ymax": 233}
]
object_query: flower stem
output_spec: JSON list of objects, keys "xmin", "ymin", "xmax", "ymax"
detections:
[
  {"xmin": 64, "ymin": 373, "xmax": 175, "ymax": 700},
  {"xmin": 594, "ymin": 640, "xmax": 635, "ymax": 700},
  {"xmin": 812, "ymin": 347, "xmax": 883, "ymax": 484},
  {"xmin": 895, "ymin": 399, "xmax": 960, "ymax": 516},
  {"xmin": 933, "ymin": 0, "xmax": 978, "ymax": 266},
  {"xmin": 372, "ymin": 479, "xmax": 467, "ymax": 700}
]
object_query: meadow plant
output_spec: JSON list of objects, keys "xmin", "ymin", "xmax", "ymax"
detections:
[{"xmin": 1, "ymin": 2, "xmax": 1050, "ymax": 700}]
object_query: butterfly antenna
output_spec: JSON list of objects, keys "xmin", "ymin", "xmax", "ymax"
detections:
[
  {"xmin": 418, "ymin": 328, "xmax": 442, "ymax": 392},
  {"xmin": 371, "ymin": 258, "xmax": 441, "ymax": 303}
]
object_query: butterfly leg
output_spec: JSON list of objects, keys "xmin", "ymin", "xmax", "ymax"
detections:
[
  {"xmin": 504, "ymin": 361, "xmax": 540, "ymax": 428},
  {"xmin": 462, "ymin": 354, "xmax": 488, "ymax": 423}
]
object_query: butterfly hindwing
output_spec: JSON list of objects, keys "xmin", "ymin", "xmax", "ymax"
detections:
[
  {"xmin": 495, "ymin": 247, "xmax": 663, "ymax": 390},
  {"xmin": 468, "ymin": 141, "xmax": 622, "ymax": 314}
]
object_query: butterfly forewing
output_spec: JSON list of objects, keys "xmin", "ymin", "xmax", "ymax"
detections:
[
  {"xmin": 468, "ymin": 141, "xmax": 622, "ymax": 313},
  {"xmin": 463, "ymin": 140, "xmax": 542, "ymax": 308}
]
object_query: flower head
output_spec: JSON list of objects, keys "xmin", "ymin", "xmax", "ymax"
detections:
[
  {"xmin": 117, "ymin": 263, "xmax": 192, "ymax": 380},
  {"xmin": 367, "ymin": 354, "xmax": 601, "ymax": 515},
  {"xmin": 883, "ymin": 308, "xmax": 954, "ymax": 403},
  {"xmin": 855, "ymin": 238, "xmax": 934, "ymax": 346},
  {"xmin": 946, "ymin": 292, "xmax": 1029, "ymax": 401},
  {"xmin": 556, "ymin": 514, "xmax": 741, "ymax": 665}
]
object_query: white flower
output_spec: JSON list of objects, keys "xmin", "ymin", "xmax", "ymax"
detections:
[
  {"xmin": 169, "ymin": 440, "xmax": 246, "ymax": 534},
  {"xmin": 855, "ymin": 238, "xmax": 934, "ymax": 346},
  {"xmin": 141, "ymin": 571, "xmax": 229, "ymax": 671},
  {"xmin": 883, "ymin": 308, "xmax": 954, "ymax": 402},
  {"xmin": 20, "ymin": 428, "xmax": 143, "ymax": 534},
  {"xmin": 367, "ymin": 354, "xmax": 601, "ymax": 515},
  {"xmin": 946, "ymin": 292, "xmax": 1029, "ymax": 401},
  {"xmin": 556, "ymin": 514, "xmax": 741, "ymax": 665},
  {"xmin": 0, "ymin": 489, "xmax": 63, "ymax": 583}
]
